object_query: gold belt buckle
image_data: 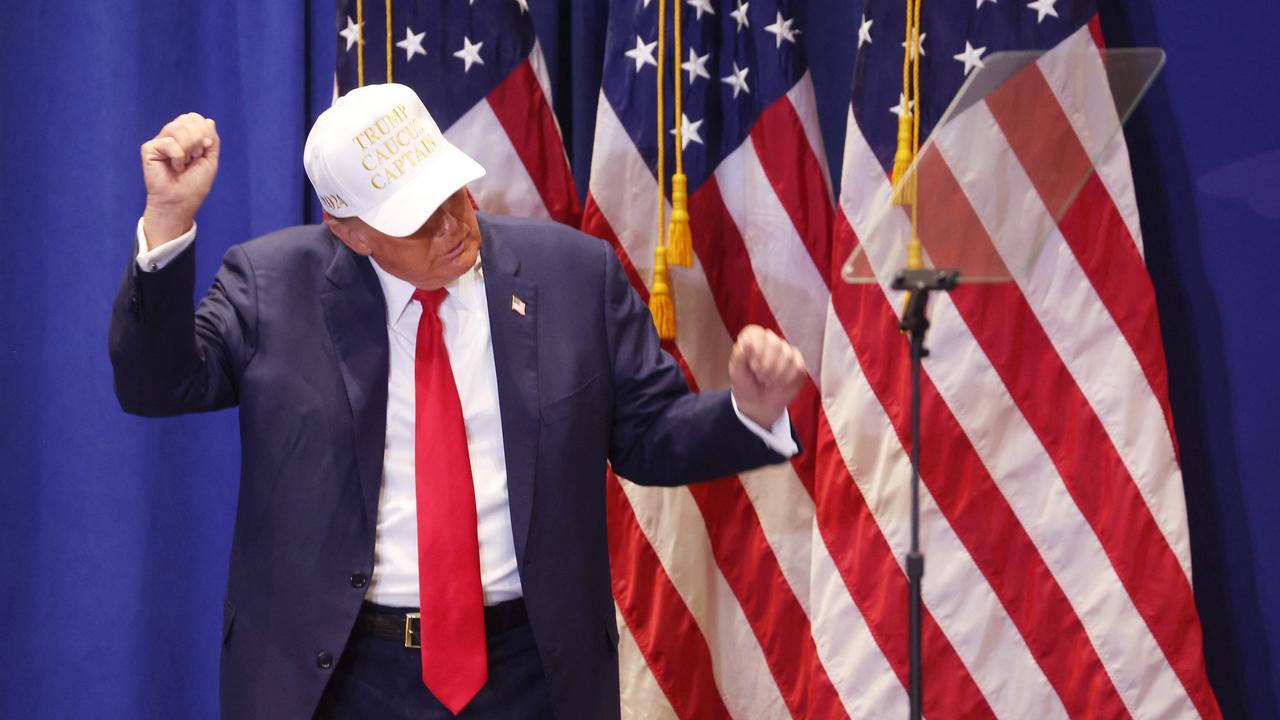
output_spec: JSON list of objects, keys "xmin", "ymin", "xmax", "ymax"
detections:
[{"xmin": 404, "ymin": 612, "xmax": 421, "ymax": 649}]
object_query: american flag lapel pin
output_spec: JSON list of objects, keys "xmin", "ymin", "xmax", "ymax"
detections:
[{"xmin": 511, "ymin": 294, "xmax": 526, "ymax": 317}]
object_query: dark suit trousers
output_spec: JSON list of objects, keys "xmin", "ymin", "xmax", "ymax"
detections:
[{"xmin": 313, "ymin": 609, "xmax": 554, "ymax": 719}]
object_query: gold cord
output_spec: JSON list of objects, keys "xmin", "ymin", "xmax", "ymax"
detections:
[
  {"xmin": 649, "ymin": 0, "xmax": 676, "ymax": 339},
  {"xmin": 656, "ymin": 0, "xmax": 667, "ymax": 243},
  {"xmin": 357, "ymin": 0, "xmax": 365, "ymax": 87},
  {"xmin": 907, "ymin": 0, "xmax": 923, "ymax": 270},
  {"xmin": 666, "ymin": 0, "xmax": 693, "ymax": 267}
]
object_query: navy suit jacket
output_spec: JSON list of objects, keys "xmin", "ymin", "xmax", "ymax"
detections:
[{"xmin": 109, "ymin": 213, "xmax": 791, "ymax": 719}]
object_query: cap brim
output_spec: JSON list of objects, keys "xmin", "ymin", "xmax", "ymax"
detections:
[{"xmin": 358, "ymin": 143, "xmax": 486, "ymax": 237}]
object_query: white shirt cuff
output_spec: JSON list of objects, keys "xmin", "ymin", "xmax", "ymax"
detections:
[
  {"xmin": 731, "ymin": 394, "xmax": 799, "ymax": 458},
  {"xmin": 135, "ymin": 217, "xmax": 196, "ymax": 272}
]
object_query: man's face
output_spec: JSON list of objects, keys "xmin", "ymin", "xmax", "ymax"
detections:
[{"xmin": 327, "ymin": 188, "xmax": 480, "ymax": 290}]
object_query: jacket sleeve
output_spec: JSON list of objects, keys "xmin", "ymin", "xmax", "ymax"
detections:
[
  {"xmin": 108, "ymin": 240, "xmax": 257, "ymax": 417},
  {"xmin": 602, "ymin": 246, "xmax": 792, "ymax": 486}
]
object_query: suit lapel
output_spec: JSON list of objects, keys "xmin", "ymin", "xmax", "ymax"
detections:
[
  {"xmin": 479, "ymin": 217, "xmax": 539, "ymax": 564},
  {"xmin": 320, "ymin": 235, "xmax": 389, "ymax": 540}
]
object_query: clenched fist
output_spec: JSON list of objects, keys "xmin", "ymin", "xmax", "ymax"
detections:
[
  {"xmin": 140, "ymin": 112, "xmax": 220, "ymax": 249},
  {"xmin": 728, "ymin": 325, "xmax": 807, "ymax": 429}
]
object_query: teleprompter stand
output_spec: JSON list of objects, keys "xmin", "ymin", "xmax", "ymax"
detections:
[
  {"xmin": 839, "ymin": 46, "xmax": 1164, "ymax": 719},
  {"xmin": 891, "ymin": 268, "xmax": 958, "ymax": 720}
]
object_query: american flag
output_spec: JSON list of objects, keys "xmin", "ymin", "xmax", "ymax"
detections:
[
  {"xmin": 587, "ymin": 0, "xmax": 1222, "ymax": 719},
  {"xmin": 335, "ymin": 0, "xmax": 580, "ymax": 225},
  {"xmin": 584, "ymin": 0, "xmax": 850, "ymax": 716}
]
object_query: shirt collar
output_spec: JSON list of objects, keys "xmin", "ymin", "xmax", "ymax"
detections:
[{"xmin": 369, "ymin": 254, "xmax": 484, "ymax": 326}]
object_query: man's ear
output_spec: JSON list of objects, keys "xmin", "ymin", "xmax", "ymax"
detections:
[{"xmin": 325, "ymin": 216, "xmax": 371, "ymax": 256}]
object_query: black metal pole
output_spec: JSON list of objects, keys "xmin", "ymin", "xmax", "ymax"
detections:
[
  {"xmin": 891, "ymin": 268, "xmax": 957, "ymax": 720},
  {"xmin": 907, "ymin": 322, "xmax": 925, "ymax": 720}
]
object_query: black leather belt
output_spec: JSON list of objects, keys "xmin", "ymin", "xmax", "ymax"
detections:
[{"xmin": 356, "ymin": 599, "xmax": 528, "ymax": 649}]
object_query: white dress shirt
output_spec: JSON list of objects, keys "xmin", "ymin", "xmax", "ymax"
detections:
[
  {"xmin": 365, "ymin": 257, "xmax": 523, "ymax": 606},
  {"xmin": 135, "ymin": 221, "xmax": 799, "ymax": 609}
]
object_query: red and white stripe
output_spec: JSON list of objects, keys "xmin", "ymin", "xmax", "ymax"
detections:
[
  {"xmin": 585, "ymin": 22, "xmax": 1221, "ymax": 720},
  {"xmin": 446, "ymin": 42, "xmax": 581, "ymax": 226}
]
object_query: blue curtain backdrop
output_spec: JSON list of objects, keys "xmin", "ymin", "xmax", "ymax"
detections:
[{"xmin": 1, "ymin": 1, "xmax": 1276, "ymax": 717}]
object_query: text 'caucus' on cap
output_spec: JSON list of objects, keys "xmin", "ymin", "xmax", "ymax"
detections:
[{"xmin": 303, "ymin": 83, "xmax": 486, "ymax": 237}]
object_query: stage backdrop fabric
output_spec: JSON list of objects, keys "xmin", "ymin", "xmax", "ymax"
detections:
[{"xmin": 1, "ymin": 0, "xmax": 1278, "ymax": 718}]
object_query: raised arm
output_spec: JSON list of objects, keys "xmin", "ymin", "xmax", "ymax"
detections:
[
  {"xmin": 109, "ymin": 113, "xmax": 256, "ymax": 417},
  {"xmin": 604, "ymin": 246, "xmax": 805, "ymax": 485}
]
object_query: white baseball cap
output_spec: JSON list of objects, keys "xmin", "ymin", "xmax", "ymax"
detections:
[{"xmin": 303, "ymin": 83, "xmax": 486, "ymax": 237}]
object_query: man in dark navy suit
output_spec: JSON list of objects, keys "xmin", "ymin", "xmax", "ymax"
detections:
[{"xmin": 110, "ymin": 84, "xmax": 806, "ymax": 719}]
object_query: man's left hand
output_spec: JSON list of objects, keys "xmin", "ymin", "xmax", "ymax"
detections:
[{"xmin": 728, "ymin": 325, "xmax": 807, "ymax": 429}]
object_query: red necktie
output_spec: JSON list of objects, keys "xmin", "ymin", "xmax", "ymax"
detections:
[{"xmin": 413, "ymin": 288, "xmax": 487, "ymax": 714}]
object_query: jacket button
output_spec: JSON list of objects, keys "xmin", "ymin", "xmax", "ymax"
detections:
[
  {"xmin": 349, "ymin": 572, "xmax": 368, "ymax": 589},
  {"xmin": 316, "ymin": 651, "xmax": 333, "ymax": 669}
]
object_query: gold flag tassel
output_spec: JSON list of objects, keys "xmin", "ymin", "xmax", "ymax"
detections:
[
  {"xmin": 650, "ymin": 246, "xmax": 677, "ymax": 340},
  {"xmin": 649, "ymin": 0, "xmax": 676, "ymax": 340},
  {"xmin": 889, "ymin": 111, "xmax": 916, "ymax": 207},
  {"xmin": 666, "ymin": 0, "xmax": 694, "ymax": 267},
  {"xmin": 668, "ymin": 177, "xmax": 693, "ymax": 267}
]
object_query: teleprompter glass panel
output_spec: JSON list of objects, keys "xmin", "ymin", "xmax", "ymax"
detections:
[{"xmin": 841, "ymin": 43, "xmax": 1164, "ymax": 285}]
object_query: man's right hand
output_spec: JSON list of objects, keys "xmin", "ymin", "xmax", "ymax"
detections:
[{"xmin": 140, "ymin": 113, "xmax": 220, "ymax": 250}]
